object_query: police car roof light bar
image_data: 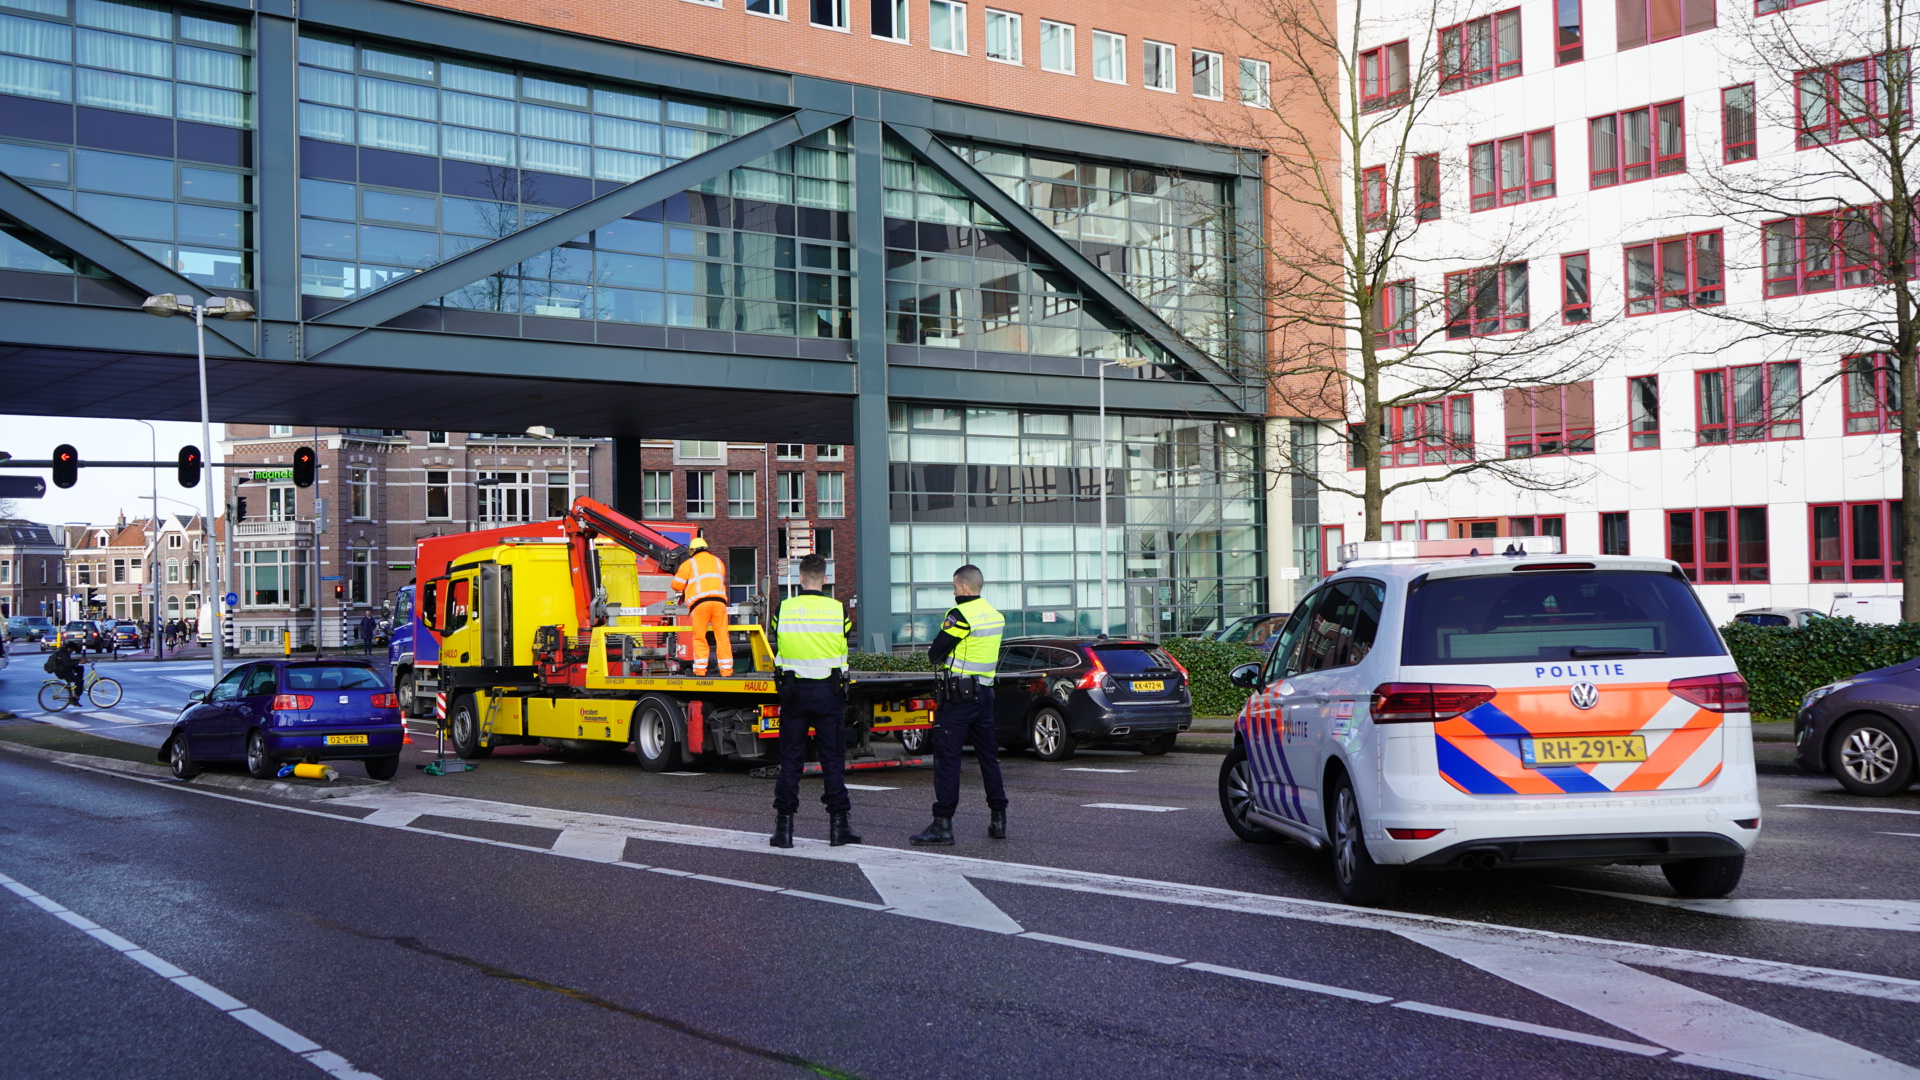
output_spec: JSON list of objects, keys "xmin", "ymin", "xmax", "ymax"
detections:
[{"xmin": 1337, "ymin": 536, "xmax": 1562, "ymax": 565}]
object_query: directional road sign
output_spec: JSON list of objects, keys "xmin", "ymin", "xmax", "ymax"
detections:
[
  {"xmin": 0, "ymin": 475, "xmax": 47, "ymax": 499},
  {"xmin": 224, "ymin": 592, "xmax": 239, "ymax": 606}
]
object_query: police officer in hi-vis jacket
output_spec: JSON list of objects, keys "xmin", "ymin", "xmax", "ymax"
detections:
[
  {"xmin": 769, "ymin": 553, "xmax": 861, "ymax": 849},
  {"xmin": 911, "ymin": 564, "xmax": 1007, "ymax": 846}
]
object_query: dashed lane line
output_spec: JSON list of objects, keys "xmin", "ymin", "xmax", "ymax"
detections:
[
  {"xmin": 1082, "ymin": 803, "xmax": 1186, "ymax": 812},
  {"xmin": 1062, "ymin": 768, "xmax": 1137, "ymax": 774},
  {"xmin": 0, "ymin": 870, "xmax": 381, "ymax": 1079},
  {"xmin": 1778, "ymin": 803, "xmax": 1920, "ymax": 816}
]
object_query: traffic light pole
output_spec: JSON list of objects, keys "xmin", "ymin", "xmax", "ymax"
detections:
[{"xmin": 197, "ymin": 306, "xmax": 224, "ymax": 682}]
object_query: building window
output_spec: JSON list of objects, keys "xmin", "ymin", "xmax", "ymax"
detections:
[
  {"xmin": 113, "ymin": 595, "xmax": 127, "ymax": 620},
  {"xmin": 1360, "ymin": 41, "xmax": 1409, "ymax": 111},
  {"xmin": 478, "ymin": 471, "xmax": 537, "ymax": 522},
  {"xmin": 815, "ymin": 444, "xmax": 846, "ymax": 461},
  {"xmin": 349, "ymin": 467, "xmax": 371, "ymax": 519},
  {"xmin": 1557, "ymin": 0, "xmax": 1584, "ymax": 63},
  {"xmin": 1617, "ymin": 0, "xmax": 1715, "ymax": 50},
  {"xmin": 1668, "ymin": 508, "xmax": 1768, "ymax": 583},
  {"xmin": 426, "ymin": 470, "xmax": 450, "ymax": 519},
  {"xmin": 1697, "ymin": 362, "xmax": 1802, "ymax": 443},
  {"xmin": 1362, "ymin": 166, "xmax": 1388, "ymax": 229},
  {"xmin": 1844, "ymin": 354, "xmax": 1904, "ymax": 434},
  {"xmin": 818, "ymin": 471, "xmax": 846, "ymax": 517},
  {"xmin": 928, "ymin": 0, "xmax": 966, "ymax": 53},
  {"xmin": 1764, "ymin": 208, "xmax": 1882, "ymax": 297},
  {"xmin": 1798, "ymin": 53, "xmax": 1907, "ymax": 148},
  {"xmin": 1469, "ymin": 129, "xmax": 1554, "ymax": 210},
  {"xmin": 810, "ymin": 0, "xmax": 848, "ymax": 29},
  {"xmin": 1723, "ymin": 84, "xmax": 1757, "ymax": 162},
  {"xmin": 1590, "ymin": 101, "xmax": 1684, "ymax": 187},
  {"xmin": 427, "ymin": 431, "xmax": 446, "ymax": 443},
  {"xmin": 1413, "ymin": 154, "xmax": 1440, "ymax": 221},
  {"xmin": 1040, "ymin": 20, "xmax": 1073, "ymax": 73},
  {"xmin": 1507, "ymin": 516, "xmax": 1567, "ymax": 543},
  {"xmin": 727, "ymin": 470, "xmax": 758, "ymax": 517},
  {"xmin": 686, "ymin": 471, "xmax": 715, "ymax": 517},
  {"xmin": 1445, "ymin": 262, "xmax": 1529, "ymax": 338},
  {"xmin": 269, "ymin": 425, "xmax": 293, "ymax": 436},
  {"xmin": 1190, "ymin": 48, "xmax": 1221, "ymax": 98},
  {"xmin": 984, "ymin": 9, "xmax": 1019, "ymax": 62},
  {"xmin": 268, "ymin": 485, "xmax": 296, "ymax": 522},
  {"xmin": 547, "ymin": 472, "xmax": 570, "ymax": 518},
  {"xmin": 242, "ymin": 549, "xmax": 308, "ymax": 607},
  {"xmin": 642, "ymin": 471, "xmax": 674, "ymax": 519},
  {"xmin": 1561, "ymin": 253, "xmax": 1591, "ymax": 323},
  {"xmin": 1240, "ymin": 58, "xmax": 1270, "ymax": 107},
  {"xmin": 1601, "ymin": 511, "xmax": 1630, "ymax": 554},
  {"xmin": 1440, "ymin": 10, "xmax": 1522, "ymax": 92},
  {"xmin": 1376, "ymin": 280, "xmax": 1415, "ymax": 347},
  {"xmin": 1092, "ymin": 31, "xmax": 1125, "ymax": 83},
  {"xmin": 166, "ymin": 558, "xmax": 180, "ymax": 583},
  {"xmin": 1629, "ymin": 375, "xmax": 1661, "ymax": 448},
  {"xmin": 873, "ymin": 0, "xmax": 908, "ymax": 40},
  {"xmin": 775, "ymin": 443, "xmax": 805, "ymax": 460},
  {"xmin": 1625, "ymin": 231, "xmax": 1724, "ymax": 315},
  {"xmin": 1143, "ymin": 40, "xmax": 1175, "ymax": 91},
  {"xmin": 1811, "ymin": 501, "xmax": 1905, "ymax": 581},
  {"xmin": 1759, "ymin": 0, "xmax": 1820, "ymax": 10},
  {"xmin": 1505, "ymin": 383, "xmax": 1595, "ymax": 457},
  {"xmin": 748, "ymin": 0, "xmax": 786, "ymax": 14},
  {"xmin": 675, "ymin": 440, "xmax": 724, "ymax": 463},
  {"xmin": 728, "ymin": 547, "xmax": 758, "ymax": 594},
  {"xmin": 168, "ymin": 534, "xmax": 183, "ymax": 549},
  {"xmin": 75, "ymin": 563, "xmax": 90, "ymax": 586},
  {"xmin": 0, "ymin": 560, "xmax": 10, "ymax": 585},
  {"xmin": 1348, "ymin": 396, "xmax": 1474, "ymax": 469},
  {"xmin": 348, "ymin": 547, "xmax": 372, "ymax": 604},
  {"xmin": 777, "ymin": 471, "xmax": 805, "ymax": 517}
]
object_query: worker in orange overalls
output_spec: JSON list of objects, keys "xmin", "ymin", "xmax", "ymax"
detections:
[{"xmin": 671, "ymin": 538, "xmax": 732, "ymax": 676}]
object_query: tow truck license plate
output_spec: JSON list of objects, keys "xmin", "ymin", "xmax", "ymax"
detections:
[
  {"xmin": 1520, "ymin": 735, "xmax": 1645, "ymax": 768},
  {"xmin": 324, "ymin": 734, "xmax": 369, "ymax": 746},
  {"xmin": 1131, "ymin": 680, "xmax": 1165, "ymax": 693}
]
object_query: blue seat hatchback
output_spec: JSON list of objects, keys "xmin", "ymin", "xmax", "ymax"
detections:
[{"xmin": 160, "ymin": 660, "xmax": 404, "ymax": 781}]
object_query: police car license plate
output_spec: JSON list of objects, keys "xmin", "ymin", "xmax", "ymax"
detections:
[
  {"xmin": 1132, "ymin": 680, "xmax": 1165, "ymax": 693},
  {"xmin": 1520, "ymin": 736, "xmax": 1645, "ymax": 768},
  {"xmin": 324, "ymin": 734, "xmax": 368, "ymax": 746}
]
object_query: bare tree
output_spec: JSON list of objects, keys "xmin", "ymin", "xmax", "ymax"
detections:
[
  {"xmin": 0, "ymin": 498, "xmax": 18, "ymax": 519},
  {"xmin": 1690, "ymin": 0, "xmax": 1920, "ymax": 618},
  {"xmin": 1189, "ymin": 0, "xmax": 1611, "ymax": 542}
]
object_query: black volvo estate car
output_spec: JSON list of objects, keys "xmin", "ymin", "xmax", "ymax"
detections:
[{"xmin": 990, "ymin": 637, "xmax": 1193, "ymax": 761}]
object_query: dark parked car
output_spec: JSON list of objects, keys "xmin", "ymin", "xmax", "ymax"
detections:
[
  {"xmin": 109, "ymin": 621, "xmax": 143, "ymax": 648},
  {"xmin": 990, "ymin": 637, "xmax": 1192, "ymax": 761},
  {"xmin": 159, "ymin": 660, "xmax": 404, "ymax": 782},
  {"xmin": 1796, "ymin": 657, "xmax": 1920, "ymax": 796},
  {"xmin": 60, "ymin": 620, "xmax": 110, "ymax": 652},
  {"xmin": 1208, "ymin": 613, "xmax": 1291, "ymax": 652}
]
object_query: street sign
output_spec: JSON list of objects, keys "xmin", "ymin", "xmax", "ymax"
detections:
[
  {"xmin": 0, "ymin": 475, "xmax": 46, "ymax": 499},
  {"xmin": 224, "ymin": 592, "xmax": 238, "ymax": 606},
  {"xmin": 320, "ymin": 575, "xmax": 343, "ymax": 581},
  {"xmin": 786, "ymin": 520, "xmax": 815, "ymax": 558}
]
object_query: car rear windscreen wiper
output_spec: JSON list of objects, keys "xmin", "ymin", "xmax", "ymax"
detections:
[{"xmin": 1567, "ymin": 646, "xmax": 1667, "ymax": 658}]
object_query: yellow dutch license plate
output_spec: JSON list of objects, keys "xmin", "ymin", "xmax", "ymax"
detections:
[
  {"xmin": 1132, "ymin": 680, "xmax": 1165, "ymax": 693},
  {"xmin": 1520, "ymin": 735, "xmax": 1645, "ymax": 768},
  {"xmin": 324, "ymin": 734, "xmax": 369, "ymax": 746}
]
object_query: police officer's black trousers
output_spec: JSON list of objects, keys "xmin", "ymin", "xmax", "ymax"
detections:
[
  {"xmin": 931, "ymin": 687, "xmax": 1007, "ymax": 818},
  {"xmin": 773, "ymin": 679, "xmax": 851, "ymax": 815}
]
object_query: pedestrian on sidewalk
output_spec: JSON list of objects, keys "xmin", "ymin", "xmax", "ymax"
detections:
[
  {"xmin": 768, "ymin": 554, "xmax": 860, "ymax": 849},
  {"xmin": 911, "ymin": 564, "xmax": 1007, "ymax": 846},
  {"xmin": 358, "ymin": 612, "xmax": 377, "ymax": 656}
]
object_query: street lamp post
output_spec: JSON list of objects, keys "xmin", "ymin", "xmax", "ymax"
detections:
[
  {"xmin": 141, "ymin": 293, "xmax": 255, "ymax": 681},
  {"xmin": 132, "ymin": 419, "xmax": 159, "ymax": 657},
  {"xmin": 1097, "ymin": 357, "xmax": 1150, "ymax": 638}
]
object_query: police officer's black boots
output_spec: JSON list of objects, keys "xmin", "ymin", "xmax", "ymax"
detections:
[
  {"xmin": 988, "ymin": 808, "xmax": 1007, "ymax": 839},
  {"xmin": 770, "ymin": 813, "xmax": 794, "ymax": 849},
  {"xmin": 909, "ymin": 816, "xmax": 954, "ymax": 846},
  {"xmin": 829, "ymin": 812, "xmax": 862, "ymax": 846}
]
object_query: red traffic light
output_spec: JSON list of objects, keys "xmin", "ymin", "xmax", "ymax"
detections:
[
  {"xmin": 333, "ymin": 583, "xmax": 344, "ymax": 599},
  {"xmin": 292, "ymin": 446, "xmax": 317, "ymax": 488},
  {"xmin": 51, "ymin": 444, "xmax": 78, "ymax": 489},
  {"xmin": 177, "ymin": 445, "xmax": 203, "ymax": 489}
]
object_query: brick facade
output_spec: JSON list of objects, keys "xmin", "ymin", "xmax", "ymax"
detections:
[{"xmin": 0, "ymin": 519, "xmax": 64, "ymax": 621}]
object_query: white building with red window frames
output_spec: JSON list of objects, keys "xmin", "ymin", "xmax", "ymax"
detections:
[{"xmin": 1324, "ymin": 0, "xmax": 1905, "ymax": 613}]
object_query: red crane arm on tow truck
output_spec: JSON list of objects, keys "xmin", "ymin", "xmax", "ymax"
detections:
[{"xmin": 562, "ymin": 496, "xmax": 691, "ymax": 631}]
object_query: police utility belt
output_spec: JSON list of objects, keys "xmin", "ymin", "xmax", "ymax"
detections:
[{"xmin": 938, "ymin": 670, "xmax": 989, "ymax": 703}]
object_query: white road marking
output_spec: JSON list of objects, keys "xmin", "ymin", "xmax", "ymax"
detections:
[
  {"xmin": 360, "ymin": 810, "xmax": 419, "ymax": 829},
  {"xmin": 521, "ymin": 759, "xmax": 566, "ymax": 765},
  {"xmin": 0, "ymin": 869, "xmax": 381, "ymax": 1079},
  {"xmin": 660, "ymin": 772, "xmax": 703, "ymax": 777},
  {"xmin": 1400, "ymin": 930, "xmax": 1920, "ymax": 1080},
  {"xmin": 1778, "ymin": 803, "xmax": 1920, "ymax": 816},
  {"xmin": 843, "ymin": 783, "xmax": 897, "ymax": 791},
  {"xmin": 1063, "ymin": 768, "xmax": 1137, "ymax": 773},
  {"xmin": 1390, "ymin": 1001, "xmax": 1666, "ymax": 1057},
  {"xmin": 1020, "ymin": 931, "xmax": 1183, "ymax": 965},
  {"xmin": 551, "ymin": 829, "xmax": 629, "ymax": 863},
  {"xmin": 1879, "ymin": 832, "xmax": 1920, "ymax": 839},
  {"xmin": 1571, "ymin": 890, "xmax": 1920, "ymax": 932},
  {"xmin": 1082, "ymin": 803, "xmax": 1185, "ymax": 812},
  {"xmin": 859, "ymin": 863, "xmax": 1024, "ymax": 934},
  {"xmin": 1183, "ymin": 961, "xmax": 1393, "ymax": 1004}
]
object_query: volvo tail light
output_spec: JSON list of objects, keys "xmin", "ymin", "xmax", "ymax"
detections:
[
  {"xmin": 1669, "ymin": 672, "xmax": 1749, "ymax": 712},
  {"xmin": 1075, "ymin": 649, "xmax": 1108, "ymax": 691},
  {"xmin": 271, "ymin": 694, "xmax": 314, "ymax": 711},
  {"xmin": 1370, "ymin": 683, "xmax": 1496, "ymax": 724},
  {"xmin": 370, "ymin": 692, "xmax": 398, "ymax": 709}
]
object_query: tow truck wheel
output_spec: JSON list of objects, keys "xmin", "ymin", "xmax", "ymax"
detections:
[
  {"xmin": 633, "ymin": 696, "xmax": 684, "ymax": 773},
  {"xmin": 449, "ymin": 696, "xmax": 493, "ymax": 759},
  {"xmin": 395, "ymin": 671, "xmax": 415, "ymax": 718}
]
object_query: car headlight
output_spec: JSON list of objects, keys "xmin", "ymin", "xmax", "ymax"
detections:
[{"xmin": 1802, "ymin": 681, "xmax": 1853, "ymax": 708}]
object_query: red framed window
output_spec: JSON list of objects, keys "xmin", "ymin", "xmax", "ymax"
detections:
[
  {"xmin": 1723, "ymin": 84, "xmax": 1757, "ymax": 162},
  {"xmin": 1561, "ymin": 252, "xmax": 1591, "ymax": 323},
  {"xmin": 1414, "ymin": 154, "xmax": 1440, "ymax": 221},
  {"xmin": 1668, "ymin": 507, "xmax": 1770, "ymax": 582},
  {"xmin": 1507, "ymin": 515, "xmax": 1567, "ymax": 543},
  {"xmin": 1361, "ymin": 41, "xmax": 1410, "ymax": 112},
  {"xmin": 1440, "ymin": 10, "xmax": 1521, "ymax": 93},
  {"xmin": 1376, "ymin": 279, "xmax": 1415, "ymax": 347},
  {"xmin": 1811, "ymin": 500, "xmax": 1905, "ymax": 581},
  {"xmin": 1445, "ymin": 262, "xmax": 1529, "ymax": 338},
  {"xmin": 1798, "ymin": 52, "xmax": 1910, "ymax": 148},
  {"xmin": 1505, "ymin": 382, "xmax": 1595, "ymax": 457},
  {"xmin": 1556, "ymin": 0, "xmax": 1584, "ymax": 64},
  {"xmin": 1470, "ymin": 129, "xmax": 1555, "ymax": 210},
  {"xmin": 1347, "ymin": 394, "xmax": 1474, "ymax": 469},
  {"xmin": 1363, "ymin": 165, "xmax": 1388, "ymax": 230},
  {"xmin": 1589, "ymin": 101, "xmax": 1683, "ymax": 188},
  {"xmin": 1758, "ymin": 0, "xmax": 1820, "ymax": 11},
  {"xmin": 1600, "ymin": 511, "xmax": 1630, "ymax": 555},
  {"xmin": 1764, "ymin": 208, "xmax": 1885, "ymax": 297},
  {"xmin": 1696, "ymin": 362, "xmax": 1801, "ymax": 443},
  {"xmin": 1624, "ymin": 230, "xmax": 1724, "ymax": 314},
  {"xmin": 1844, "ymin": 353, "xmax": 1904, "ymax": 434},
  {"xmin": 1617, "ymin": 0, "xmax": 1715, "ymax": 50},
  {"xmin": 1628, "ymin": 374, "xmax": 1660, "ymax": 448},
  {"xmin": 1320, "ymin": 525, "xmax": 1345, "ymax": 576}
]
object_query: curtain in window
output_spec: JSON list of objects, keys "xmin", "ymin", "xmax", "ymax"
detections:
[
  {"xmin": 358, "ymin": 112, "xmax": 435, "ymax": 155},
  {"xmin": 177, "ymin": 83, "xmax": 246, "ymax": 126},
  {"xmin": 594, "ymin": 115, "xmax": 660, "ymax": 154},
  {"xmin": 298, "ymin": 64, "xmax": 351, "ymax": 106},
  {"xmin": 0, "ymin": 55, "xmax": 70, "ymax": 100},
  {"xmin": 520, "ymin": 137, "xmax": 588, "ymax": 176},
  {"xmin": 593, "ymin": 148, "xmax": 658, "ymax": 182},
  {"xmin": 76, "ymin": 68, "xmax": 169, "ymax": 115},
  {"xmin": 1, "ymin": 14, "xmax": 70, "ymax": 60},
  {"xmin": 797, "ymin": 177, "xmax": 849, "ymax": 210},
  {"xmin": 441, "ymin": 90, "xmax": 513, "ymax": 132},
  {"xmin": 360, "ymin": 75, "xmax": 435, "ymax": 119},
  {"xmin": 519, "ymin": 102, "xmax": 589, "ymax": 143},
  {"xmin": 176, "ymin": 45, "xmax": 243, "ymax": 89},
  {"xmin": 731, "ymin": 168, "xmax": 791, "ymax": 203},
  {"xmin": 299, "ymin": 101, "xmax": 353, "ymax": 142},
  {"xmin": 77, "ymin": 28, "xmax": 169, "ymax": 76},
  {"xmin": 442, "ymin": 125, "xmax": 514, "ymax": 166},
  {"xmin": 442, "ymin": 60, "xmax": 513, "ymax": 97},
  {"xmin": 76, "ymin": 0, "xmax": 171, "ymax": 39}
]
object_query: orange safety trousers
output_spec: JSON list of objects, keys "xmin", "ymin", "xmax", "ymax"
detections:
[{"xmin": 684, "ymin": 600, "xmax": 732, "ymax": 676}]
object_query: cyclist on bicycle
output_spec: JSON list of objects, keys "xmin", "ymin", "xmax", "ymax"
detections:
[{"xmin": 47, "ymin": 642, "xmax": 85, "ymax": 702}]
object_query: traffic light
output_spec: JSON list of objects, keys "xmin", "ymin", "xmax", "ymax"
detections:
[
  {"xmin": 233, "ymin": 496, "xmax": 248, "ymax": 523},
  {"xmin": 50, "ymin": 444, "xmax": 77, "ymax": 489},
  {"xmin": 177, "ymin": 445, "xmax": 202, "ymax": 489},
  {"xmin": 333, "ymin": 583, "xmax": 344, "ymax": 600},
  {"xmin": 291, "ymin": 446, "xmax": 316, "ymax": 488}
]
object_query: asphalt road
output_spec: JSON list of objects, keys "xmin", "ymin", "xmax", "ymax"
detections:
[{"xmin": 4, "ymin": 657, "xmax": 1920, "ymax": 1079}]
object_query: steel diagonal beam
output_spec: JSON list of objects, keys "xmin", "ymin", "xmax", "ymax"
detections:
[
  {"xmin": 0, "ymin": 172, "xmax": 256, "ymax": 355},
  {"xmin": 886, "ymin": 123, "xmax": 1242, "ymax": 401},
  {"xmin": 311, "ymin": 109, "xmax": 849, "ymax": 330}
]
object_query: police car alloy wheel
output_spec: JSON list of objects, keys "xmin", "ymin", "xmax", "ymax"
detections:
[
  {"xmin": 1218, "ymin": 746, "xmax": 1281, "ymax": 844},
  {"xmin": 1330, "ymin": 775, "xmax": 1400, "ymax": 906},
  {"xmin": 1831, "ymin": 716, "xmax": 1916, "ymax": 797}
]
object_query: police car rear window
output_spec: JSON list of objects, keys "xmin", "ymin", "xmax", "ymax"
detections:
[
  {"xmin": 1092, "ymin": 645, "xmax": 1177, "ymax": 673},
  {"xmin": 1401, "ymin": 571, "xmax": 1724, "ymax": 665}
]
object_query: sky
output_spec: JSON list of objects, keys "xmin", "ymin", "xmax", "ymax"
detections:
[{"xmin": 0, "ymin": 415, "xmax": 228, "ymax": 528}]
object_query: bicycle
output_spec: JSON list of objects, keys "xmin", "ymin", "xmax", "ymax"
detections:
[{"xmin": 37, "ymin": 669, "xmax": 123, "ymax": 711}]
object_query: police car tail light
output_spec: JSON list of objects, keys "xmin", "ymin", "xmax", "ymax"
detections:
[
  {"xmin": 1387, "ymin": 828, "xmax": 1444, "ymax": 840},
  {"xmin": 1370, "ymin": 683, "xmax": 1496, "ymax": 723},
  {"xmin": 1669, "ymin": 672, "xmax": 1749, "ymax": 712},
  {"xmin": 271, "ymin": 694, "xmax": 314, "ymax": 711}
]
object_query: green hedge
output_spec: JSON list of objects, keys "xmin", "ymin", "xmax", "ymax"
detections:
[
  {"xmin": 1723, "ymin": 618, "xmax": 1920, "ymax": 722},
  {"xmin": 1162, "ymin": 638, "xmax": 1263, "ymax": 718}
]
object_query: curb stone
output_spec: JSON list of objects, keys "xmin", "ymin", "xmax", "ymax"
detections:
[{"xmin": 0, "ymin": 738, "xmax": 388, "ymax": 800}]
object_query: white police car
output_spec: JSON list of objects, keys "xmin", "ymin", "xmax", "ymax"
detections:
[{"xmin": 1219, "ymin": 537, "xmax": 1761, "ymax": 906}]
